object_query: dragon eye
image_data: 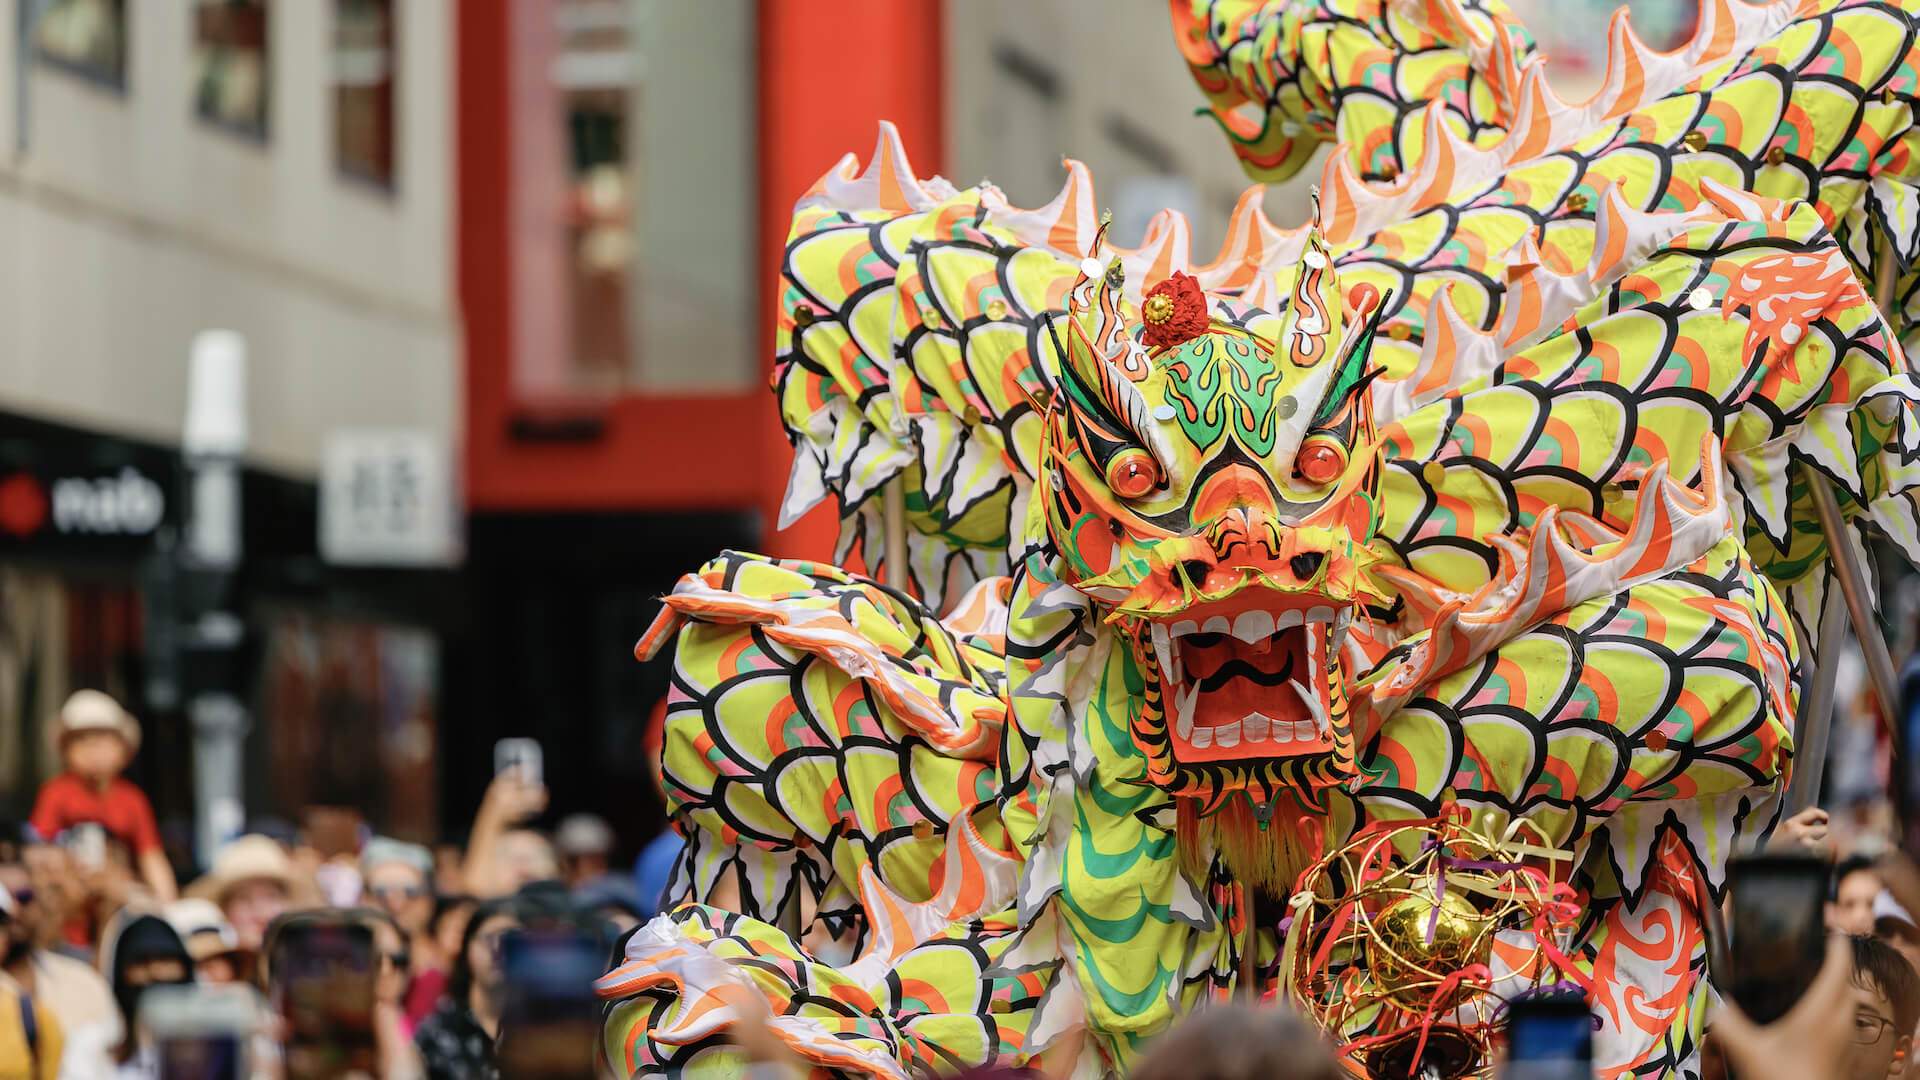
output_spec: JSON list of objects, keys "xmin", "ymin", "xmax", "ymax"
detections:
[
  {"xmin": 1295, "ymin": 435, "xmax": 1349, "ymax": 486},
  {"xmin": 1105, "ymin": 449, "xmax": 1160, "ymax": 499}
]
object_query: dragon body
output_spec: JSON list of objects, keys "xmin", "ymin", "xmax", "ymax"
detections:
[{"xmin": 598, "ymin": 0, "xmax": 1920, "ymax": 1076}]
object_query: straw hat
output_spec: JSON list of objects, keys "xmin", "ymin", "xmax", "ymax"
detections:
[
  {"xmin": 163, "ymin": 898, "xmax": 243, "ymax": 962},
  {"xmin": 54, "ymin": 689, "xmax": 141, "ymax": 753},
  {"xmin": 187, "ymin": 834, "xmax": 295, "ymax": 904}
]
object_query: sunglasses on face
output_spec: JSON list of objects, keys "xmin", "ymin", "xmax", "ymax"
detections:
[{"xmin": 370, "ymin": 884, "xmax": 428, "ymax": 902}]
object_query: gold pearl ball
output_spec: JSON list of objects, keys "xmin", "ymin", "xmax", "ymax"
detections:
[{"xmin": 1366, "ymin": 892, "xmax": 1490, "ymax": 1010}]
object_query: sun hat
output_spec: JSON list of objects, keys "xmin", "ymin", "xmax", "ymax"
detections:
[
  {"xmin": 54, "ymin": 689, "xmax": 141, "ymax": 753},
  {"xmin": 186, "ymin": 834, "xmax": 295, "ymax": 904},
  {"xmin": 163, "ymin": 897, "xmax": 243, "ymax": 962}
]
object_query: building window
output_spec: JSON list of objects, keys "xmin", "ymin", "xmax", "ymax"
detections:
[
  {"xmin": 33, "ymin": 0, "xmax": 127, "ymax": 87},
  {"xmin": 557, "ymin": 0, "xmax": 634, "ymax": 385},
  {"xmin": 334, "ymin": 0, "xmax": 396, "ymax": 186},
  {"xmin": 193, "ymin": 0, "xmax": 270, "ymax": 137}
]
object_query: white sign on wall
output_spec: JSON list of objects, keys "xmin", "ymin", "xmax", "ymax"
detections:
[{"xmin": 319, "ymin": 430, "xmax": 460, "ymax": 566}]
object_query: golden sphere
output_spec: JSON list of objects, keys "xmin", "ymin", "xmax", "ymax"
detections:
[{"xmin": 1365, "ymin": 891, "xmax": 1490, "ymax": 1010}]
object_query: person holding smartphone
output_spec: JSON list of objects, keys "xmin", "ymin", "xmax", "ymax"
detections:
[
  {"xmin": 1715, "ymin": 934, "xmax": 1920, "ymax": 1080},
  {"xmin": 28, "ymin": 692, "xmax": 176, "ymax": 908},
  {"xmin": 413, "ymin": 898, "xmax": 522, "ymax": 1080},
  {"xmin": 458, "ymin": 762, "xmax": 551, "ymax": 900}
]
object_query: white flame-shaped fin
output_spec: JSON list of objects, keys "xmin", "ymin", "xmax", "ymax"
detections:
[
  {"xmin": 842, "ymin": 812, "xmax": 1021, "ymax": 986},
  {"xmin": 1374, "ymin": 283, "xmax": 1504, "ymax": 419}
]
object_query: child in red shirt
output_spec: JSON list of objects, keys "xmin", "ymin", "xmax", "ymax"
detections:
[{"xmin": 28, "ymin": 690, "xmax": 178, "ymax": 903}]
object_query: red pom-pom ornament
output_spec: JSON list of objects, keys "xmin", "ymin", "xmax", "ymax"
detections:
[{"xmin": 1139, "ymin": 272, "xmax": 1210, "ymax": 350}]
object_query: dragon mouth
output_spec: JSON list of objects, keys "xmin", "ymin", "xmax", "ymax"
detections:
[{"xmin": 1145, "ymin": 602, "xmax": 1344, "ymax": 762}]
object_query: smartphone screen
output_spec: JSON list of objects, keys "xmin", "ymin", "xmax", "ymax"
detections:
[
  {"xmin": 269, "ymin": 918, "xmax": 376, "ymax": 1080},
  {"xmin": 158, "ymin": 1034, "xmax": 244, "ymax": 1080},
  {"xmin": 63, "ymin": 822, "xmax": 108, "ymax": 870},
  {"xmin": 1727, "ymin": 852, "xmax": 1828, "ymax": 1024},
  {"xmin": 1503, "ymin": 995, "xmax": 1594, "ymax": 1080},
  {"xmin": 499, "ymin": 928, "xmax": 603, "ymax": 1080},
  {"xmin": 495, "ymin": 737, "xmax": 544, "ymax": 787},
  {"xmin": 142, "ymin": 985, "xmax": 257, "ymax": 1080}
]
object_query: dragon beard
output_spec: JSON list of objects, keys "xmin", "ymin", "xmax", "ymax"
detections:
[{"xmin": 1123, "ymin": 600, "xmax": 1357, "ymax": 892}]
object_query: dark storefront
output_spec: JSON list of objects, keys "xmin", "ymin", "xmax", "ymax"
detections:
[
  {"xmin": 443, "ymin": 510, "xmax": 757, "ymax": 861},
  {"xmin": 0, "ymin": 410, "xmax": 456, "ymax": 873}
]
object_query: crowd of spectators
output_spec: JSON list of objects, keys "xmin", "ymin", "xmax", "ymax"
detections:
[{"xmin": 0, "ymin": 689, "xmax": 674, "ymax": 1078}]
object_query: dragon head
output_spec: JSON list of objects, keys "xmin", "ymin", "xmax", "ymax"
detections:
[{"xmin": 1039, "ymin": 227, "xmax": 1387, "ymax": 814}]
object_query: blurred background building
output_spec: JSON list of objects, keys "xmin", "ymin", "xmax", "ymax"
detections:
[
  {"xmin": 947, "ymin": 0, "xmax": 1318, "ymax": 259},
  {"xmin": 0, "ymin": 0, "xmax": 455, "ymax": 866}
]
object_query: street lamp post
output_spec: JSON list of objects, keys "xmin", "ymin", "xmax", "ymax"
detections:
[{"xmin": 182, "ymin": 330, "xmax": 249, "ymax": 864}]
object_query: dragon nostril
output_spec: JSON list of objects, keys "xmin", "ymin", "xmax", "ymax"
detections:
[
  {"xmin": 1290, "ymin": 551, "xmax": 1325, "ymax": 580},
  {"xmin": 1179, "ymin": 559, "xmax": 1213, "ymax": 588}
]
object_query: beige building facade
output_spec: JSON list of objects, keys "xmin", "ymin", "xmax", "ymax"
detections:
[{"xmin": 0, "ymin": 0, "xmax": 458, "ymax": 476}]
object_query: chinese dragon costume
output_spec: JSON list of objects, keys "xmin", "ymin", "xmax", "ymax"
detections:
[{"xmin": 599, "ymin": 0, "xmax": 1920, "ymax": 1075}]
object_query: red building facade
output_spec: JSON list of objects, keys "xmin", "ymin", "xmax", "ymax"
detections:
[{"xmin": 448, "ymin": 1, "xmax": 944, "ymax": 849}]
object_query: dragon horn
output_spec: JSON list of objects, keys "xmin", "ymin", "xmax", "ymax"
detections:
[{"xmin": 1061, "ymin": 212, "xmax": 1129, "ymax": 396}]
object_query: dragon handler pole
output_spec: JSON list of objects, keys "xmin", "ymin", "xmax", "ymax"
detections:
[
  {"xmin": 883, "ymin": 477, "xmax": 909, "ymax": 591},
  {"xmin": 1238, "ymin": 881, "xmax": 1257, "ymax": 1000},
  {"xmin": 1806, "ymin": 465, "xmax": 1911, "ymax": 837},
  {"xmin": 1784, "ymin": 583, "xmax": 1848, "ymax": 817}
]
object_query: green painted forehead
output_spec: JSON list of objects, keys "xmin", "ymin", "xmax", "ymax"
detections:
[
  {"xmin": 1158, "ymin": 332, "xmax": 1286, "ymax": 458},
  {"xmin": 1141, "ymin": 309, "xmax": 1345, "ymax": 474}
]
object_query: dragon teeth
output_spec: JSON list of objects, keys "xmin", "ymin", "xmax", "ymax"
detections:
[
  {"xmin": 1175, "ymin": 684, "xmax": 1198, "ymax": 739},
  {"xmin": 1215, "ymin": 722, "xmax": 1241, "ymax": 749},
  {"xmin": 1289, "ymin": 679, "xmax": 1330, "ymax": 736},
  {"xmin": 1151, "ymin": 622, "xmax": 1175, "ymax": 677},
  {"xmin": 1202, "ymin": 614, "xmax": 1231, "ymax": 635},
  {"xmin": 1292, "ymin": 719, "xmax": 1319, "ymax": 742},
  {"xmin": 1242, "ymin": 712, "xmax": 1270, "ymax": 742},
  {"xmin": 1231, "ymin": 609, "xmax": 1274, "ymax": 643},
  {"xmin": 1276, "ymin": 609, "xmax": 1302, "ymax": 630},
  {"xmin": 1191, "ymin": 725, "xmax": 1214, "ymax": 749},
  {"xmin": 1170, "ymin": 619, "xmax": 1198, "ymax": 638}
]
